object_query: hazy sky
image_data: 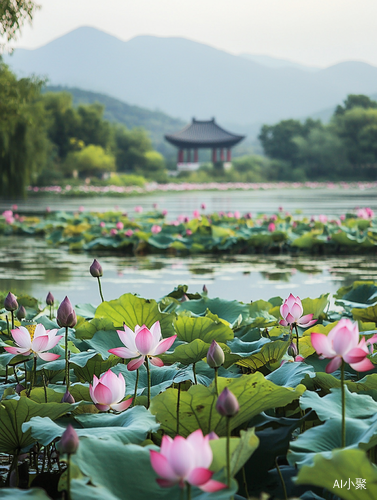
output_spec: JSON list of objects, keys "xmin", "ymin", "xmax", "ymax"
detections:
[{"xmin": 10, "ymin": 0, "xmax": 377, "ymax": 67}]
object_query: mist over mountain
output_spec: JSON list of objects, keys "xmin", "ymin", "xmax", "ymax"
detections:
[
  {"xmin": 239, "ymin": 53, "xmax": 320, "ymax": 72},
  {"xmin": 5, "ymin": 26, "xmax": 377, "ymax": 127}
]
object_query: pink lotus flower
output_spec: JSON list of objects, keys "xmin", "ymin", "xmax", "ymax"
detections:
[
  {"xmin": 135, "ymin": 205, "xmax": 143, "ymax": 213},
  {"xmin": 125, "ymin": 229, "xmax": 133, "ymax": 237},
  {"xmin": 280, "ymin": 294, "xmax": 317, "ymax": 328},
  {"xmin": 151, "ymin": 225, "xmax": 162, "ymax": 234},
  {"xmin": 340, "ymin": 214, "xmax": 345, "ymax": 221},
  {"xmin": 162, "ymin": 209, "xmax": 168, "ymax": 216},
  {"xmin": 78, "ymin": 206, "xmax": 84, "ymax": 213},
  {"xmin": 116, "ymin": 221, "xmax": 124, "ymax": 230},
  {"xmin": 193, "ymin": 210, "xmax": 200, "ymax": 218},
  {"xmin": 99, "ymin": 221, "xmax": 106, "ymax": 228},
  {"xmin": 108, "ymin": 321, "xmax": 177, "ymax": 371},
  {"xmin": 186, "ymin": 229, "xmax": 192, "ymax": 236},
  {"xmin": 267, "ymin": 222, "xmax": 275, "ymax": 232},
  {"xmin": 201, "ymin": 203, "xmax": 206, "ymax": 210},
  {"xmin": 89, "ymin": 369, "xmax": 132, "ymax": 411},
  {"xmin": 318, "ymin": 214, "xmax": 327, "ymax": 223},
  {"xmin": 150, "ymin": 429, "xmax": 227, "ymax": 492},
  {"xmin": 110, "ymin": 228, "xmax": 118, "ymax": 236},
  {"xmin": 4, "ymin": 324, "xmax": 62, "ymax": 361},
  {"xmin": 234, "ymin": 211, "xmax": 240, "ymax": 219},
  {"xmin": 311, "ymin": 318, "xmax": 377, "ymax": 373}
]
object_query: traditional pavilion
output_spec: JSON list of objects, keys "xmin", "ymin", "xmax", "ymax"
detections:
[{"xmin": 165, "ymin": 118, "xmax": 245, "ymax": 171}]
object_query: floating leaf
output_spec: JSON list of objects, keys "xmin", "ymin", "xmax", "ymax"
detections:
[
  {"xmin": 237, "ymin": 339, "xmax": 290, "ymax": 372},
  {"xmin": 173, "ymin": 315, "xmax": 234, "ymax": 343}
]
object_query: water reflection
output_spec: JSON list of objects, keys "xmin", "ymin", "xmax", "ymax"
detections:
[{"xmin": 0, "ymin": 237, "xmax": 376, "ymax": 305}]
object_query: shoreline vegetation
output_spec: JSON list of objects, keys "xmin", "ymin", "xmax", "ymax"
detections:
[{"xmin": 2, "ymin": 205, "xmax": 376, "ymax": 255}]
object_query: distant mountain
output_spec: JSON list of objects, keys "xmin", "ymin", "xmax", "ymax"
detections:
[
  {"xmin": 239, "ymin": 53, "xmax": 320, "ymax": 72},
  {"xmin": 44, "ymin": 85, "xmax": 185, "ymax": 157},
  {"xmin": 5, "ymin": 27, "xmax": 377, "ymax": 127}
]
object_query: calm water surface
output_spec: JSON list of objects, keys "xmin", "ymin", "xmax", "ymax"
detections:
[{"xmin": 1, "ymin": 237, "xmax": 376, "ymax": 306}]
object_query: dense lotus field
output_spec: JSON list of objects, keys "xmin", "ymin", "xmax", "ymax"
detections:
[
  {"xmin": 1, "ymin": 205, "xmax": 376, "ymax": 254},
  {"xmin": 1, "ymin": 271, "xmax": 377, "ymax": 500}
]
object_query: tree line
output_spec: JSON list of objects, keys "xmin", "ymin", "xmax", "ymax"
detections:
[
  {"xmin": 258, "ymin": 94, "xmax": 377, "ymax": 181},
  {"xmin": 0, "ymin": 62, "xmax": 166, "ymax": 197}
]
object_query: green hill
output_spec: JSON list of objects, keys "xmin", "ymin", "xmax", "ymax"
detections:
[{"xmin": 44, "ymin": 85, "xmax": 185, "ymax": 159}]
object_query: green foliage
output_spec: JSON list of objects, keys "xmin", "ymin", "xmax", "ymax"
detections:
[
  {"xmin": 65, "ymin": 144, "xmax": 116, "ymax": 177},
  {"xmin": 0, "ymin": 0, "xmax": 39, "ymax": 45}
]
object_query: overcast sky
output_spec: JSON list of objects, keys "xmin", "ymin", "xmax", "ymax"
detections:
[{"xmin": 10, "ymin": 0, "xmax": 377, "ymax": 67}]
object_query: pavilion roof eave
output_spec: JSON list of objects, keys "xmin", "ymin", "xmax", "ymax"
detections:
[{"xmin": 164, "ymin": 136, "xmax": 245, "ymax": 149}]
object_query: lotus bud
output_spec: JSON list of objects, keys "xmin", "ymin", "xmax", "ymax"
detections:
[
  {"xmin": 4, "ymin": 292, "xmax": 18, "ymax": 311},
  {"xmin": 57, "ymin": 296, "xmax": 77, "ymax": 328},
  {"xmin": 287, "ymin": 342, "xmax": 298, "ymax": 358},
  {"xmin": 61, "ymin": 390, "xmax": 75, "ymax": 404},
  {"xmin": 216, "ymin": 388, "xmax": 239, "ymax": 417},
  {"xmin": 207, "ymin": 340, "xmax": 224, "ymax": 368},
  {"xmin": 202, "ymin": 284, "xmax": 208, "ymax": 294},
  {"xmin": 59, "ymin": 424, "xmax": 79, "ymax": 455},
  {"xmin": 15, "ymin": 383, "xmax": 25, "ymax": 394},
  {"xmin": 16, "ymin": 305, "xmax": 26, "ymax": 320},
  {"xmin": 90, "ymin": 259, "xmax": 103, "ymax": 278},
  {"xmin": 46, "ymin": 291, "xmax": 54, "ymax": 306}
]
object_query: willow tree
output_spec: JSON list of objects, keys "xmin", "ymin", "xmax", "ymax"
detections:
[
  {"xmin": 0, "ymin": 62, "xmax": 49, "ymax": 198},
  {"xmin": 1, "ymin": 0, "xmax": 39, "ymax": 49}
]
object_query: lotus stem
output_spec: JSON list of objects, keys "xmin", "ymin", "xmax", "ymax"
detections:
[
  {"xmin": 42, "ymin": 369, "xmax": 48, "ymax": 403},
  {"xmin": 5, "ymin": 365, "xmax": 8, "ymax": 383},
  {"xmin": 67, "ymin": 453, "xmax": 72, "ymax": 500},
  {"xmin": 132, "ymin": 368, "xmax": 139, "ymax": 407},
  {"xmin": 294, "ymin": 324, "xmax": 300, "ymax": 355},
  {"xmin": 177, "ymin": 382, "xmax": 181, "ymax": 435},
  {"xmin": 65, "ymin": 327, "xmax": 70, "ymax": 391},
  {"xmin": 226, "ymin": 416, "xmax": 231, "ymax": 488},
  {"xmin": 28, "ymin": 357, "xmax": 37, "ymax": 396},
  {"xmin": 275, "ymin": 457, "xmax": 288, "ymax": 500},
  {"xmin": 341, "ymin": 359, "xmax": 346, "ymax": 448},
  {"xmin": 49, "ymin": 304, "xmax": 52, "ymax": 320},
  {"xmin": 186, "ymin": 482, "xmax": 192, "ymax": 500},
  {"xmin": 11, "ymin": 310, "xmax": 14, "ymax": 330},
  {"xmin": 192, "ymin": 363, "xmax": 197, "ymax": 385},
  {"xmin": 6, "ymin": 315, "xmax": 10, "ymax": 335},
  {"xmin": 145, "ymin": 357, "xmax": 151, "ymax": 409},
  {"xmin": 214, "ymin": 367, "xmax": 218, "ymax": 396},
  {"xmin": 97, "ymin": 276, "xmax": 105, "ymax": 303}
]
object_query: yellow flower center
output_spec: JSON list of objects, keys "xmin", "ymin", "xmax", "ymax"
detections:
[{"xmin": 25, "ymin": 324, "xmax": 36, "ymax": 341}]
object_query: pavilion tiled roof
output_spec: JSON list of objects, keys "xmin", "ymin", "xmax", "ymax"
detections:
[{"xmin": 165, "ymin": 118, "xmax": 245, "ymax": 149}]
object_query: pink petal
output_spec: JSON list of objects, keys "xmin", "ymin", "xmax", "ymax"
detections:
[
  {"xmin": 299, "ymin": 319, "xmax": 317, "ymax": 328},
  {"xmin": 38, "ymin": 352, "xmax": 60, "ymax": 361},
  {"xmin": 31, "ymin": 335, "xmax": 49, "ymax": 353},
  {"xmin": 93, "ymin": 382, "xmax": 114, "ymax": 405},
  {"xmin": 291, "ymin": 302, "xmax": 303, "ymax": 320},
  {"xmin": 170, "ymin": 437, "xmax": 195, "ymax": 478},
  {"xmin": 199, "ymin": 479, "xmax": 228, "ymax": 492},
  {"xmin": 152, "ymin": 335, "xmax": 177, "ymax": 355},
  {"xmin": 295, "ymin": 355, "xmax": 305, "ymax": 362},
  {"xmin": 150, "ymin": 357, "xmax": 164, "ymax": 367},
  {"xmin": 311, "ymin": 333, "xmax": 335, "ymax": 358},
  {"xmin": 150, "ymin": 450, "xmax": 178, "ymax": 481},
  {"xmin": 117, "ymin": 325, "xmax": 137, "ymax": 351},
  {"xmin": 95, "ymin": 403, "xmax": 110, "ymax": 411},
  {"xmin": 343, "ymin": 347, "xmax": 369, "ymax": 364},
  {"xmin": 33, "ymin": 324, "xmax": 47, "ymax": 338},
  {"xmin": 160, "ymin": 435, "xmax": 174, "ymax": 460},
  {"xmin": 111, "ymin": 398, "xmax": 133, "ymax": 412},
  {"xmin": 89, "ymin": 383, "xmax": 97, "ymax": 404},
  {"xmin": 187, "ymin": 467, "xmax": 213, "ymax": 486},
  {"xmin": 108, "ymin": 347, "xmax": 137, "ymax": 359},
  {"xmin": 11, "ymin": 327, "xmax": 31, "ymax": 348},
  {"xmin": 135, "ymin": 327, "xmax": 154, "ymax": 355},
  {"xmin": 187, "ymin": 430, "xmax": 212, "ymax": 468},
  {"xmin": 156, "ymin": 479, "xmax": 178, "ymax": 488},
  {"xmin": 4, "ymin": 346, "xmax": 30, "ymax": 355},
  {"xmin": 280, "ymin": 303, "xmax": 289, "ymax": 320},
  {"xmin": 350, "ymin": 358, "xmax": 375, "ymax": 372},
  {"xmin": 286, "ymin": 313, "xmax": 295, "ymax": 324},
  {"xmin": 286, "ymin": 294, "xmax": 297, "ymax": 308},
  {"xmin": 149, "ymin": 321, "xmax": 162, "ymax": 344},
  {"xmin": 325, "ymin": 356, "xmax": 342, "ymax": 373},
  {"xmin": 279, "ymin": 319, "xmax": 288, "ymax": 327},
  {"xmin": 332, "ymin": 328, "xmax": 357, "ymax": 356},
  {"xmin": 127, "ymin": 356, "xmax": 145, "ymax": 371},
  {"xmin": 46, "ymin": 335, "xmax": 63, "ymax": 350}
]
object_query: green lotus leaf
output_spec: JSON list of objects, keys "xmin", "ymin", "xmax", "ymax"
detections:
[
  {"xmin": 173, "ymin": 315, "xmax": 234, "ymax": 343},
  {"xmin": 73, "ymin": 353, "xmax": 121, "ymax": 383},
  {"xmin": 301, "ymin": 294, "xmax": 329, "ymax": 321},
  {"xmin": 95, "ymin": 293, "xmax": 175, "ymax": 337},
  {"xmin": 237, "ymin": 339, "xmax": 290, "ymax": 372},
  {"xmin": 266, "ymin": 361, "xmax": 315, "ymax": 388},
  {"xmin": 0, "ymin": 489, "xmax": 53, "ymax": 499},
  {"xmin": 176, "ymin": 296, "xmax": 250, "ymax": 325},
  {"xmin": 352, "ymin": 303, "xmax": 377, "ymax": 324},
  {"xmin": 160, "ymin": 338, "xmax": 213, "ymax": 365},
  {"xmin": 150, "ymin": 372, "xmax": 305, "ymax": 437},
  {"xmin": 75, "ymin": 317, "xmax": 123, "ymax": 340},
  {"xmin": 0, "ymin": 397, "xmax": 75, "ymax": 454},
  {"xmin": 295, "ymin": 449, "xmax": 377, "ymax": 500}
]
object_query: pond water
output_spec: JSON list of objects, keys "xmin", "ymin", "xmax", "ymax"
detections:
[
  {"xmin": 2, "ymin": 186, "xmax": 377, "ymax": 220},
  {"xmin": 1, "ymin": 236, "xmax": 376, "ymax": 306}
]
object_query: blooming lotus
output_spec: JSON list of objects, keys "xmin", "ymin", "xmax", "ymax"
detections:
[
  {"xmin": 150, "ymin": 429, "xmax": 227, "ymax": 492},
  {"xmin": 89, "ymin": 369, "xmax": 132, "ymax": 411},
  {"xmin": 311, "ymin": 318, "xmax": 377, "ymax": 373},
  {"xmin": 4, "ymin": 324, "xmax": 62, "ymax": 361},
  {"xmin": 280, "ymin": 294, "xmax": 317, "ymax": 328},
  {"xmin": 108, "ymin": 321, "xmax": 177, "ymax": 370}
]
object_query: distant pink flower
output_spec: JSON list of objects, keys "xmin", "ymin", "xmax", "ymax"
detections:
[
  {"xmin": 99, "ymin": 221, "xmax": 106, "ymax": 228},
  {"xmin": 153, "ymin": 203, "xmax": 158, "ymax": 209},
  {"xmin": 318, "ymin": 214, "xmax": 327, "ymax": 223},
  {"xmin": 135, "ymin": 205, "xmax": 143, "ymax": 213},
  {"xmin": 278, "ymin": 206, "xmax": 283, "ymax": 212},
  {"xmin": 201, "ymin": 203, "xmax": 206, "ymax": 210},
  {"xmin": 110, "ymin": 228, "xmax": 118, "ymax": 236},
  {"xmin": 89, "ymin": 369, "xmax": 132, "ymax": 412},
  {"xmin": 11, "ymin": 204, "xmax": 18, "ymax": 210},
  {"xmin": 2, "ymin": 210, "xmax": 13, "ymax": 219},
  {"xmin": 4, "ymin": 324, "xmax": 62, "ymax": 361},
  {"xmin": 151, "ymin": 225, "xmax": 162, "ymax": 234},
  {"xmin": 340, "ymin": 214, "xmax": 346, "ymax": 221},
  {"xmin": 311, "ymin": 318, "xmax": 377, "ymax": 373},
  {"xmin": 270, "ymin": 214, "xmax": 278, "ymax": 221},
  {"xmin": 186, "ymin": 229, "xmax": 193, "ymax": 236},
  {"xmin": 193, "ymin": 210, "xmax": 200, "ymax": 218},
  {"xmin": 108, "ymin": 321, "xmax": 177, "ymax": 371},
  {"xmin": 280, "ymin": 294, "xmax": 317, "ymax": 328},
  {"xmin": 116, "ymin": 222, "xmax": 124, "ymax": 230},
  {"xmin": 125, "ymin": 229, "xmax": 133, "ymax": 237},
  {"xmin": 78, "ymin": 206, "xmax": 84, "ymax": 213},
  {"xmin": 267, "ymin": 222, "xmax": 275, "ymax": 232},
  {"xmin": 177, "ymin": 215, "xmax": 185, "ymax": 222},
  {"xmin": 234, "ymin": 210, "xmax": 240, "ymax": 219},
  {"xmin": 162, "ymin": 209, "xmax": 168, "ymax": 216},
  {"xmin": 150, "ymin": 429, "xmax": 227, "ymax": 492},
  {"xmin": 46, "ymin": 207, "xmax": 51, "ymax": 213},
  {"xmin": 227, "ymin": 212, "xmax": 234, "ymax": 218}
]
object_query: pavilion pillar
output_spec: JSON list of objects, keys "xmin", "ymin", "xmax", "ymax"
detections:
[
  {"xmin": 194, "ymin": 149, "xmax": 198, "ymax": 162},
  {"xmin": 220, "ymin": 148, "xmax": 224, "ymax": 161},
  {"xmin": 178, "ymin": 149, "xmax": 184, "ymax": 163},
  {"xmin": 212, "ymin": 149, "xmax": 217, "ymax": 163},
  {"xmin": 227, "ymin": 149, "xmax": 231, "ymax": 162},
  {"xmin": 187, "ymin": 149, "xmax": 191, "ymax": 162}
]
